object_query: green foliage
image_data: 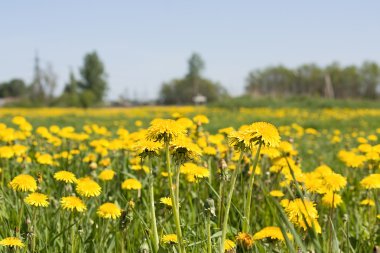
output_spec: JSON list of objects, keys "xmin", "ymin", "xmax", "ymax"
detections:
[
  {"xmin": 246, "ymin": 61, "xmax": 380, "ymax": 99},
  {"xmin": 79, "ymin": 51, "xmax": 108, "ymax": 102},
  {"xmin": 0, "ymin": 79, "xmax": 27, "ymax": 98},
  {"xmin": 159, "ymin": 53, "xmax": 228, "ymax": 104}
]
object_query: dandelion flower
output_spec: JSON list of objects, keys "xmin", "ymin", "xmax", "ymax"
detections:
[
  {"xmin": 171, "ymin": 137, "xmax": 202, "ymax": 163},
  {"xmin": 248, "ymin": 122, "xmax": 281, "ymax": 147},
  {"xmin": 235, "ymin": 232, "xmax": 254, "ymax": 249},
  {"xmin": 322, "ymin": 192, "xmax": 343, "ymax": 208},
  {"xmin": 36, "ymin": 153, "xmax": 54, "ymax": 165},
  {"xmin": 147, "ymin": 119, "xmax": 186, "ymax": 143},
  {"xmin": 270, "ymin": 190, "xmax": 284, "ymax": 197},
  {"xmin": 193, "ymin": 114, "xmax": 209, "ymax": 125},
  {"xmin": 160, "ymin": 197, "xmax": 173, "ymax": 207},
  {"xmin": 283, "ymin": 198, "xmax": 321, "ymax": 233},
  {"xmin": 122, "ymin": 178, "xmax": 142, "ymax": 190},
  {"xmin": 76, "ymin": 179, "xmax": 101, "ymax": 197},
  {"xmin": 97, "ymin": 203, "xmax": 121, "ymax": 219},
  {"xmin": 98, "ymin": 169, "xmax": 115, "ymax": 181},
  {"xmin": 60, "ymin": 196, "xmax": 87, "ymax": 212},
  {"xmin": 54, "ymin": 170, "xmax": 77, "ymax": 183},
  {"xmin": 161, "ymin": 234, "xmax": 177, "ymax": 244},
  {"xmin": 360, "ymin": 174, "xmax": 380, "ymax": 189},
  {"xmin": 133, "ymin": 140, "xmax": 162, "ymax": 157},
  {"xmin": 224, "ymin": 239, "xmax": 236, "ymax": 252},
  {"xmin": 253, "ymin": 226, "xmax": 293, "ymax": 241},
  {"xmin": 24, "ymin": 192, "xmax": 49, "ymax": 207},
  {"xmin": 0, "ymin": 237, "xmax": 25, "ymax": 248},
  {"xmin": 9, "ymin": 174, "xmax": 37, "ymax": 192},
  {"xmin": 360, "ymin": 199, "xmax": 375, "ymax": 206}
]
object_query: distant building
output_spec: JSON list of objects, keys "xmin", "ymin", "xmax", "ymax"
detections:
[{"xmin": 193, "ymin": 94, "xmax": 207, "ymax": 105}]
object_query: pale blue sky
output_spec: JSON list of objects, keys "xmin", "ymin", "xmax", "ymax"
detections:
[{"xmin": 1, "ymin": 1, "xmax": 379, "ymax": 100}]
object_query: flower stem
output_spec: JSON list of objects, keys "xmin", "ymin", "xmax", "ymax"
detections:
[
  {"xmin": 165, "ymin": 142, "xmax": 185, "ymax": 253},
  {"xmin": 206, "ymin": 213, "xmax": 212, "ymax": 253},
  {"xmin": 220, "ymin": 152, "xmax": 243, "ymax": 253},
  {"xmin": 243, "ymin": 142, "xmax": 262, "ymax": 232},
  {"xmin": 148, "ymin": 160, "xmax": 159, "ymax": 253}
]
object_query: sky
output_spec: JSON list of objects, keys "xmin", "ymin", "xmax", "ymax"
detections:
[{"xmin": 1, "ymin": 1, "xmax": 380, "ymax": 101}]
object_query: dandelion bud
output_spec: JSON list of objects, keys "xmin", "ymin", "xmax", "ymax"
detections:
[
  {"xmin": 89, "ymin": 162, "xmax": 97, "ymax": 170},
  {"xmin": 139, "ymin": 241, "xmax": 150, "ymax": 253}
]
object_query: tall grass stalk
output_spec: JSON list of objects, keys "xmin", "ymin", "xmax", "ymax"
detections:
[
  {"xmin": 242, "ymin": 142, "xmax": 262, "ymax": 232},
  {"xmin": 165, "ymin": 142, "xmax": 185, "ymax": 253},
  {"xmin": 220, "ymin": 151, "xmax": 243, "ymax": 253}
]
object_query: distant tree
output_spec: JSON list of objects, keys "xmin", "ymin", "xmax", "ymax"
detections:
[
  {"xmin": 0, "ymin": 79, "xmax": 27, "ymax": 98},
  {"xmin": 159, "ymin": 53, "xmax": 228, "ymax": 104},
  {"xmin": 42, "ymin": 63, "xmax": 58, "ymax": 100},
  {"xmin": 79, "ymin": 51, "xmax": 108, "ymax": 103},
  {"xmin": 58, "ymin": 71, "xmax": 81, "ymax": 106},
  {"xmin": 245, "ymin": 62, "xmax": 380, "ymax": 99},
  {"xmin": 359, "ymin": 61, "xmax": 380, "ymax": 99},
  {"xmin": 187, "ymin": 53, "xmax": 205, "ymax": 96},
  {"xmin": 29, "ymin": 54, "xmax": 45, "ymax": 102}
]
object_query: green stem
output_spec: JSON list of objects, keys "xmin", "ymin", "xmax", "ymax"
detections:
[
  {"xmin": 243, "ymin": 142, "xmax": 262, "ymax": 233},
  {"xmin": 71, "ymin": 214, "xmax": 75, "ymax": 253},
  {"xmin": 165, "ymin": 142, "xmax": 185, "ymax": 253},
  {"xmin": 148, "ymin": 159, "xmax": 159, "ymax": 253},
  {"xmin": 328, "ymin": 192, "xmax": 335, "ymax": 253},
  {"xmin": 206, "ymin": 214, "xmax": 212, "ymax": 253},
  {"xmin": 220, "ymin": 152, "xmax": 243, "ymax": 253}
]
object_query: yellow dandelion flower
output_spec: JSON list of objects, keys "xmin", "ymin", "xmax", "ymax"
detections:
[
  {"xmin": 9, "ymin": 174, "xmax": 37, "ymax": 192},
  {"xmin": 0, "ymin": 237, "xmax": 25, "ymax": 248},
  {"xmin": 360, "ymin": 174, "xmax": 380, "ymax": 189},
  {"xmin": 171, "ymin": 137, "xmax": 202, "ymax": 163},
  {"xmin": 193, "ymin": 114, "xmax": 209, "ymax": 125},
  {"xmin": 283, "ymin": 198, "xmax": 321, "ymax": 233},
  {"xmin": 97, "ymin": 203, "xmax": 121, "ymax": 219},
  {"xmin": 248, "ymin": 122, "xmax": 281, "ymax": 147},
  {"xmin": 203, "ymin": 146, "xmax": 217, "ymax": 156},
  {"xmin": 161, "ymin": 234, "xmax": 177, "ymax": 244},
  {"xmin": 176, "ymin": 117, "xmax": 194, "ymax": 129},
  {"xmin": 270, "ymin": 190, "xmax": 284, "ymax": 197},
  {"xmin": 122, "ymin": 178, "xmax": 142, "ymax": 190},
  {"xmin": 24, "ymin": 192, "xmax": 49, "ymax": 207},
  {"xmin": 54, "ymin": 170, "xmax": 77, "ymax": 183},
  {"xmin": 235, "ymin": 232, "xmax": 254, "ymax": 249},
  {"xmin": 0, "ymin": 146, "xmax": 14, "ymax": 159},
  {"xmin": 253, "ymin": 226, "xmax": 293, "ymax": 241},
  {"xmin": 76, "ymin": 179, "xmax": 101, "ymax": 197},
  {"xmin": 160, "ymin": 197, "xmax": 173, "ymax": 207},
  {"xmin": 36, "ymin": 153, "xmax": 54, "ymax": 165},
  {"xmin": 133, "ymin": 139, "xmax": 162, "ymax": 157},
  {"xmin": 320, "ymin": 172, "xmax": 347, "ymax": 193},
  {"xmin": 60, "ymin": 196, "xmax": 87, "ymax": 212},
  {"xmin": 147, "ymin": 119, "xmax": 186, "ymax": 143},
  {"xmin": 322, "ymin": 192, "xmax": 343, "ymax": 208},
  {"xmin": 218, "ymin": 127, "xmax": 235, "ymax": 136},
  {"xmin": 224, "ymin": 239, "xmax": 236, "ymax": 252},
  {"xmin": 98, "ymin": 169, "xmax": 115, "ymax": 181},
  {"xmin": 360, "ymin": 199, "xmax": 375, "ymax": 206}
]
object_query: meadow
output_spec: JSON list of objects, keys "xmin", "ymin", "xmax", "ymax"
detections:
[{"xmin": 0, "ymin": 106, "xmax": 379, "ymax": 253}]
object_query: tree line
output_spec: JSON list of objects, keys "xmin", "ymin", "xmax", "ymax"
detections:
[
  {"xmin": 0, "ymin": 51, "xmax": 108, "ymax": 107},
  {"xmin": 245, "ymin": 62, "xmax": 380, "ymax": 99},
  {"xmin": 1, "ymin": 53, "xmax": 380, "ymax": 107}
]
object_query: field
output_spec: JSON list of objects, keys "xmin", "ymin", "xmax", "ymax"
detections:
[{"xmin": 0, "ymin": 106, "xmax": 379, "ymax": 253}]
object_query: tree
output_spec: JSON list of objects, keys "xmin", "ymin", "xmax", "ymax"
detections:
[
  {"xmin": 0, "ymin": 79, "xmax": 27, "ymax": 98},
  {"xmin": 58, "ymin": 71, "xmax": 81, "ymax": 106},
  {"xmin": 42, "ymin": 63, "xmax": 58, "ymax": 99},
  {"xmin": 79, "ymin": 51, "xmax": 108, "ymax": 103},
  {"xmin": 159, "ymin": 53, "xmax": 228, "ymax": 104}
]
